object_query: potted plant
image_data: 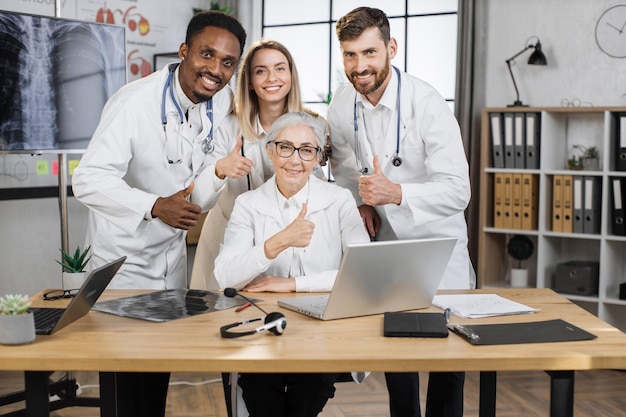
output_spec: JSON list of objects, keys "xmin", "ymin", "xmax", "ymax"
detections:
[
  {"xmin": 507, "ymin": 235, "xmax": 534, "ymax": 287},
  {"xmin": 570, "ymin": 144, "xmax": 600, "ymax": 171},
  {"xmin": 57, "ymin": 246, "xmax": 91, "ymax": 290},
  {"xmin": 0, "ymin": 294, "xmax": 35, "ymax": 345}
]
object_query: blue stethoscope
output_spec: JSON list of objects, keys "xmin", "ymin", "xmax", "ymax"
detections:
[
  {"xmin": 353, "ymin": 66, "xmax": 402, "ymax": 174},
  {"xmin": 161, "ymin": 64, "xmax": 214, "ymax": 164}
]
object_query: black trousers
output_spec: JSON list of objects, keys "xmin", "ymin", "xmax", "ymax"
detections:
[
  {"xmin": 237, "ymin": 372, "xmax": 338, "ymax": 417},
  {"xmin": 385, "ymin": 372, "xmax": 465, "ymax": 417},
  {"xmin": 112, "ymin": 372, "xmax": 170, "ymax": 417}
]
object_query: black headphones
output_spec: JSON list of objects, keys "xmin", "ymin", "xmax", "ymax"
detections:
[
  {"xmin": 220, "ymin": 288, "xmax": 288, "ymax": 338},
  {"xmin": 220, "ymin": 311, "xmax": 287, "ymax": 338}
]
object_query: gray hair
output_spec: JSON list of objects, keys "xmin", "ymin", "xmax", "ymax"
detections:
[{"xmin": 265, "ymin": 111, "xmax": 327, "ymax": 149}]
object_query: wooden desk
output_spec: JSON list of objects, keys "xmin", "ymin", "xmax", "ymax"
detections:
[{"xmin": 2, "ymin": 288, "xmax": 626, "ymax": 417}]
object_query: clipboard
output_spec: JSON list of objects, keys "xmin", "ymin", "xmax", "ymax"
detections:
[{"xmin": 448, "ymin": 319, "xmax": 596, "ymax": 345}]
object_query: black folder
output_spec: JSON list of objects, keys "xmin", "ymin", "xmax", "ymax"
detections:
[
  {"xmin": 384, "ymin": 312, "xmax": 449, "ymax": 338},
  {"xmin": 617, "ymin": 113, "xmax": 626, "ymax": 171},
  {"xmin": 611, "ymin": 177, "xmax": 625, "ymax": 236},
  {"xmin": 490, "ymin": 112, "xmax": 505, "ymax": 168},
  {"xmin": 448, "ymin": 319, "xmax": 596, "ymax": 345}
]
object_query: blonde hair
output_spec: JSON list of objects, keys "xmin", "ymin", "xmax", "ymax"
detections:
[{"xmin": 234, "ymin": 39, "xmax": 308, "ymax": 141}]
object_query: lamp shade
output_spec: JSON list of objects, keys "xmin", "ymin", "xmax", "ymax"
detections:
[{"xmin": 528, "ymin": 41, "xmax": 547, "ymax": 65}]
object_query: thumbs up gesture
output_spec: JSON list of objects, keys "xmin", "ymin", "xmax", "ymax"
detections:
[
  {"xmin": 283, "ymin": 203, "xmax": 315, "ymax": 248},
  {"xmin": 263, "ymin": 203, "xmax": 315, "ymax": 260},
  {"xmin": 151, "ymin": 182, "xmax": 201, "ymax": 230},
  {"xmin": 358, "ymin": 155, "xmax": 403, "ymax": 206},
  {"xmin": 215, "ymin": 136, "xmax": 254, "ymax": 180}
]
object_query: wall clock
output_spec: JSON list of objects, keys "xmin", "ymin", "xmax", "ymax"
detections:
[{"xmin": 596, "ymin": 4, "xmax": 626, "ymax": 58}]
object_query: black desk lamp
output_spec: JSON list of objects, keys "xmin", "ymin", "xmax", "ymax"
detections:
[{"xmin": 505, "ymin": 37, "xmax": 547, "ymax": 107}]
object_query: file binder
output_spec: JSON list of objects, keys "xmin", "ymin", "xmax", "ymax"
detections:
[
  {"xmin": 511, "ymin": 173, "xmax": 523, "ymax": 229},
  {"xmin": 503, "ymin": 113, "xmax": 515, "ymax": 168},
  {"xmin": 493, "ymin": 173, "xmax": 505, "ymax": 228},
  {"xmin": 448, "ymin": 319, "xmax": 596, "ymax": 346},
  {"xmin": 552, "ymin": 175, "xmax": 563, "ymax": 232},
  {"xmin": 521, "ymin": 173, "xmax": 538, "ymax": 230},
  {"xmin": 573, "ymin": 176, "xmax": 585, "ymax": 234},
  {"xmin": 524, "ymin": 112, "xmax": 541, "ymax": 169},
  {"xmin": 561, "ymin": 175, "xmax": 573, "ymax": 233},
  {"xmin": 611, "ymin": 177, "xmax": 625, "ymax": 236},
  {"xmin": 490, "ymin": 113, "xmax": 505, "ymax": 168},
  {"xmin": 502, "ymin": 173, "xmax": 513, "ymax": 228},
  {"xmin": 583, "ymin": 176, "xmax": 601, "ymax": 234},
  {"xmin": 617, "ymin": 113, "xmax": 626, "ymax": 171},
  {"xmin": 513, "ymin": 113, "xmax": 525, "ymax": 168}
]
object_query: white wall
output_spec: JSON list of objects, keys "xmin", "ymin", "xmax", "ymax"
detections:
[{"xmin": 484, "ymin": 0, "xmax": 626, "ymax": 108}]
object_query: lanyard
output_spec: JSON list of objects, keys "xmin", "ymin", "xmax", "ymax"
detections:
[
  {"xmin": 160, "ymin": 64, "xmax": 214, "ymax": 160},
  {"xmin": 353, "ymin": 66, "xmax": 402, "ymax": 173}
]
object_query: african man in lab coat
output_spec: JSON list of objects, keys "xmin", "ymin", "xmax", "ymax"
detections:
[
  {"xmin": 73, "ymin": 12, "xmax": 250, "ymax": 291},
  {"xmin": 71, "ymin": 12, "xmax": 247, "ymax": 417}
]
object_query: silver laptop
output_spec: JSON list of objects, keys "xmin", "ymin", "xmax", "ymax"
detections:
[
  {"xmin": 30, "ymin": 256, "xmax": 126, "ymax": 335},
  {"xmin": 277, "ymin": 237, "xmax": 456, "ymax": 320}
]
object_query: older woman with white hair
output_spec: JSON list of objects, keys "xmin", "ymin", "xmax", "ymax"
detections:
[
  {"xmin": 215, "ymin": 111, "xmax": 369, "ymax": 292},
  {"xmin": 214, "ymin": 111, "xmax": 369, "ymax": 417}
]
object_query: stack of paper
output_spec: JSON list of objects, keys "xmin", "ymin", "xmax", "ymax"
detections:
[{"xmin": 432, "ymin": 294, "xmax": 539, "ymax": 318}]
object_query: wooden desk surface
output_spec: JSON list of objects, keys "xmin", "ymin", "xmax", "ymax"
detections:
[{"xmin": 2, "ymin": 288, "xmax": 625, "ymax": 374}]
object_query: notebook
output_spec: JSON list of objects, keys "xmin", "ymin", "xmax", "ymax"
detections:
[
  {"xmin": 277, "ymin": 237, "xmax": 456, "ymax": 320},
  {"xmin": 29, "ymin": 256, "xmax": 126, "ymax": 335}
]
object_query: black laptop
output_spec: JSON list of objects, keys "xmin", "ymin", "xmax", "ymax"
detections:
[{"xmin": 29, "ymin": 256, "xmax": 126, "ymax": 335}]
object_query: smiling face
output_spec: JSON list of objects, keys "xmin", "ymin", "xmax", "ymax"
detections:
[
  {"xmin": 249, "ymin": 48, "xmax": 292, "ymax": 107},
  {"xmin": 178, "ymin": 26, "xmax": 242, "ymax": 103},
  {"xmin": 268, "ymin": 124, "xmax": 320, "ymax": 199},
  {"xmin": 340, "ymin": 26, "xmax": 396, "ymax": 106}
]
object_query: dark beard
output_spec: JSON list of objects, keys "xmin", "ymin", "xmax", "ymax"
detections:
[{"xmin": 349, "ymin": 57, "xmax": 390, "ymax": 96}]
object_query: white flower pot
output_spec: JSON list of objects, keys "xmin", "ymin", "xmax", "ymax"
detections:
[
  {"xmin": 63, "ymin": 272, "xmax": 87, "ymax": 290},
  {"xmin": 510, "ymin": 268, "xmax": 529, "ymax": 288},
  {"xmin": 0, "ymin": 313, "xmax": 36, "ymax": 345}
]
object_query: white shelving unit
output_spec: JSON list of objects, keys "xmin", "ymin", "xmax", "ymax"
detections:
[{"xmin": 478, "ymin": 106, "xmax": 626, "ymax": 332}]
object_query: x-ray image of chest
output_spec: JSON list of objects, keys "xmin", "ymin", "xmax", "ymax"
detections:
[{"xmin": 0, "ymin": 11, "xmax": 126, "ymax": 151}]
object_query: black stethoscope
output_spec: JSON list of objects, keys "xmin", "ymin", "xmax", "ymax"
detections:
[
  {"xmin": 161, "ymin": 64, "xmax": 214, "ymax": 164},
  {"xmin": 353, "ymin": 66, "xmax": 402, "ymax": 174}
]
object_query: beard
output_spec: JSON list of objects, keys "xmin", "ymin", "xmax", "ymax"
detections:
[{"xmin": 348, "ymin": 55, "xmax": 391, "ymax": 96}]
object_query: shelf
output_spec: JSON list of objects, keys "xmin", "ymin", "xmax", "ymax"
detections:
[{"xmin": 478, "ymin": 106, "xmax": 626, "ymax": 331}]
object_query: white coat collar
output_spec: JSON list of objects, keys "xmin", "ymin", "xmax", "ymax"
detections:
[{"xmin": 252, "ymin": 175, "xmax": 336, "ymax": 222}]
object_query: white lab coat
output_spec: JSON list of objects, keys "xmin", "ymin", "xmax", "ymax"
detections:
[
  {"xmin": 214, "ymin": 175, "xmax": 370, "ymax": 291},
  {"xmin": 72, "ymin": 63, "xmax": 233, "ymax": 289},
  {"xmin": 327, "ymin": 69, "xmax": 474, "ymax": 289},
  {"xmin": 190, "ymin": 116, "xmax": 329, "ymax": 290},
  {"xmin": 190, "ymin": 115, "xmax": 274, "ymax": 290}
]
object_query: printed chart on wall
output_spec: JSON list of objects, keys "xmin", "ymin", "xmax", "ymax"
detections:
[{"xmin": 75, "ymin": 0, "xmax": 173, "ymax": 83}]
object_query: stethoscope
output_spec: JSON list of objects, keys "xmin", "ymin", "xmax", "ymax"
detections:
[
  {"xmin": 353, "ymin": 66, "xmax": 402, "ymax": 174},
  {"xmin": 161, "ymin": 64, "xmax": 214, "ymax": 164}
]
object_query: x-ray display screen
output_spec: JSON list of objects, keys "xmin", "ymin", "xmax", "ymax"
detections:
[{"xmin": 0, "ymin": 11, "xmax": 126, "ymax": 150}]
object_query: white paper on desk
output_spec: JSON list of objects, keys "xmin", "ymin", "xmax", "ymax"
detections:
[{"xmin": 432, "ymin": 294, "xmax": 539, "ymax": 318}]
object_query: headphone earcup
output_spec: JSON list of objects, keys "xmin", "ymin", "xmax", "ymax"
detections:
[{"xmin": 265, "ymin": 312, "xmax": 287, "ymax": 335}]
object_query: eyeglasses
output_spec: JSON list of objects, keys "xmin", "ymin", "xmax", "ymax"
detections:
[
  {"xmin": 43, "ymin": 289, "xmax": 79, "ymax": 301},
  {"xmin": 272, "ymin": 141, "xmax": 320, "ymax": 161}
]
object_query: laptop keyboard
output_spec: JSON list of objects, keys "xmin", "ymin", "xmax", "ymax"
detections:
[{"xmin": 30, "ymin": 307, "xmax": 65, "ymax": 333}]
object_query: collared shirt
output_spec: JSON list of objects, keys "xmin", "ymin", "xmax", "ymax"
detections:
[
  {"xmin": 275, "ymin": 181, "xmax": 310, "ymax": 278},
  {"xmin": 357, "ymin": 70, "xmax": 398, "ymax": 158}
]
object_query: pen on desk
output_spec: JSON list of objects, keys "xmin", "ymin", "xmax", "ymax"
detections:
[
  {"xmin": 447, "ymin": 324, "xmax": 480, "ymax": 341},
  {"xmin": 235, "ymin": 302, "xmax": 251, "ymax": 313}
]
